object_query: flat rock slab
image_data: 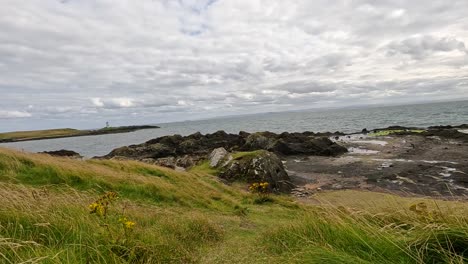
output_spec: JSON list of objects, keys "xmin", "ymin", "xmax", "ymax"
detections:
[{"xmin": 285, "ymin": 134, "xmax": 468, "ymax": 198}]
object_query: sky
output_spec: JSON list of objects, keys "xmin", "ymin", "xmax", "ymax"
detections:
[{"xmin": 1, "ymin": 0, "xmax": 468, "ymax": 132}]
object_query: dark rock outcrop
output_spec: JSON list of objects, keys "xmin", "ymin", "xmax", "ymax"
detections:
[
  {"xmin": 102, "ymin": 130, "xmax": 347, "ymax": 162},
  {"xmin": 219, "ymin": 150, "xmax": 293, "ymax": 193},
  {"xmin": 270, "ymin": 134, "xmax": 348, "ymax": 156},
  {"xmin": 40, "ymin": 149, "xmax": 82, "ymax": 159},
  {"xmin": 428, "ymin": 124, "xmax": 468, "ymax": 129},
  {"xmin": 242, "ymin": 132, "xmax": 277, "ymax": 150},
  {"xmin": 423, "ymin": 128, "xmax": 468, "ymax": 142}
]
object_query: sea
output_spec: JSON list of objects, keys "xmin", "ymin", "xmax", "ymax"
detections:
[{"xmin": 2, "ymin": 100, "xmax": 467, "ymax": 157}]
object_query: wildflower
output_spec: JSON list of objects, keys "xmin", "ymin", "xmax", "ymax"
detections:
[
  {"xmin": 89, "ymin": 202, "xmax": 99, "ymax": 212},
  {"xmin": 124, "ymin": 221, "xmax": 136, "ymax": 229},
  {"xmin": 88, "ymin": 191, "xmax": 118, "ymax": 217},
  {"xmin": 249, "ymin": 182, "xmax": 270, "ymax": 194},
  {"xmin": 119, "ymin": 216, "xmax": 135, "ymax": 229}
]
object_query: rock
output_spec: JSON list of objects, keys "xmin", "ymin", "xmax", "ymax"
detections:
[
  {"xmin": 242, "ymin": 132, "xmax": 276, "ymax": 150},
  {"xmin": 271, "ymin": 137, "xmax": 347, "ymax": 156},
  {"xmin": 187, "ymin": 132, "xmax": 203, "ymax": 139},
  {"xmin": 147, "ymin": 143, "xmax": 176, "ymax": 158},
  {"xmin": 179, "ymin": 139, "xmax": 200, "ymax": 153},
  {"xmin": 208, "ymin": 148, "xmax": 232, "ymax": 168},
  {"xmin": 141, "ymin": 155, "xmax": 201, "ymax": 169},
  {"xmin": 106, "ymin": 146, "xmax": 138, "ymax": 157},
  {"xmin": 219, "ymin": 150, "xmax": 293, "ymax": 193},
  {"xmin": 109, "ymin": 156, "xmax": 132, "ymax": 161},
  {"xmin": 153, "ymin": 157, "xmax": 177, "ymax": 169},
  {"xmin": 175, "ymin": 155, "xmax": 200, "ymax": 168},
  {"xmin": 40, "ymin": 149, "xmax": 82, "ymax": 158},
  {"xmin": 331, "ymin": 183, "xmax": 343, "ymax": 190},
  {"xmin": 423, "ymin": 128, "xmax": 468, "ymax": 142},
  {"xmin": 375, "ymin": 125, "xmax": 421, "ymax": 131},
  {"xmin": 239, "ymin": 131, "xmax": 251, "ymax": 138},
  {"xmin": 291, "ymin": 187, "xmax": 312, "ymax": 197}
]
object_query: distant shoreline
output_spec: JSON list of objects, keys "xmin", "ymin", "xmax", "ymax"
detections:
[{"xmin": 0, "ymin": 125, "xmax": 160, "ymax": 143}]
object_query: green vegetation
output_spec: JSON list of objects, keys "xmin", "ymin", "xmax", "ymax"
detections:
[
  {"xmin": 0, "ymin": 147, "xmax": 467, "ymax": 263},
  {"xmin": 0, "ymin": 128, "xmax": 82, "ymax": 141},
  {"xmin": 368, "ymin": 129, "xmax": 425, "ymax": 137},
  {"xmin": 231, "ymin": 150, "xmax": 263, "ymax": 159},
  {"xmin": 189, "ymin": 160, "xmax": 220, "ymax": 175}
]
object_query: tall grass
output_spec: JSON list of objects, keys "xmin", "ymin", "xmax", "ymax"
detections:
[{"xmin": 0, "ymin": 147, "xmax": 467, "ymax": 263}]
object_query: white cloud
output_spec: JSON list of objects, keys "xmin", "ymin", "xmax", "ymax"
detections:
[
  {"xmin": 91, "ymin": 97, "xmax": 134, "ymax": 108},
  {"xmin": 0, "ymin": 110, "xmax": 32, "ymax": 119},
  {"xmin": 91, "ymin": 98, "xmax": 104, "ymax": 107},
  {"xmin": 389, "ymin": 9, "xmax": 406, "ymax": 19}
]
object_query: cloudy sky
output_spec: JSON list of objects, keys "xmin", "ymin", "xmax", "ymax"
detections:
[{"xmin": 1, "ymin": 0, "xmax": 468, "ymax": 131}]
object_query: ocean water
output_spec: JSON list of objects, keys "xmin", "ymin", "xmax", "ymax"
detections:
[{"xmin": 2, "ymin": 100, "xmax": 467, "ymax": 157}]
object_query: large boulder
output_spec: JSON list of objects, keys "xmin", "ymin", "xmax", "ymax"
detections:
[
  {"xmin": 219, "ymin": 150, "xmax": 293, "ymax": 193},
  {"xmin": 208, "ymin": 147, "xmax": 232, "ymax": 168},
  {"xmin": 242, "ymin": 132, "xmax": 277, "ymax": 150}
]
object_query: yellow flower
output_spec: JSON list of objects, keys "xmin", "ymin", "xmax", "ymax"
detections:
[
  {"xmin": 124, "ymin": 221, "xmax": 135, "ymax": 229},
  {"xmin": 89, "ymin": 202, "xmax": 101, "ymax": 214},
  {"xmin": 89, "ymin": 202, "xmax": 98, "ymax": 211},
  {"xmin": 97, "ymin": 205, "xmax": 106, "ymax": 216},
  {"xmin": 88, "ymin": 192, "xmax": 118, "ymax": 217}
]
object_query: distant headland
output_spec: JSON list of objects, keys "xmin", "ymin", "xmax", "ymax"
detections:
[{"xmin": 0, "ymin": 125, "xmax": 160, "ymax": 143}]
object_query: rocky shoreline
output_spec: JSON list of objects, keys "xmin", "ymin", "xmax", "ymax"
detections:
[{"xmin": 52, "ymin": 124, "xmax": 468, "ymax": 198}]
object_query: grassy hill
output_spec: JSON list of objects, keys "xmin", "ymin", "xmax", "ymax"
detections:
[
  {"xmin": 0, "ymin": 128, "xmax": 82, "ymax": 142},
  {"xmin": 0, "ymin": 126, "xmax": 159, "ymax": 142},
  {"xmin": 0, "ymin": 147, "xmax": 467, "ymax": 263}
]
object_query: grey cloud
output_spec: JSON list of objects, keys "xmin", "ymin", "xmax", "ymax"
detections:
[
  {"xmin": 269, "ymin": 80, "xmax": 337, "ymax": 94},
  {"xmin": 386, "ymin": 35, "xmax": 467, "ymax": 59}
]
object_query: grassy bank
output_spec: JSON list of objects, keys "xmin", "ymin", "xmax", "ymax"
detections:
[
  {"xmin": 0, "ymin": 128, "xmax": 82, "ymax": 142},
  {"xmin": 0, "ymin": 147, "xmax": 467, "ymax": 263},
  {"xmin": 0, "ymin": 125, "xmax": 159, "ymax": 142}
]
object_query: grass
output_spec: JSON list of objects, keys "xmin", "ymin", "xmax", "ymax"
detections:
[
  {"xmin": 0, "ymin": 126, "xmax": 159, "ymax": 142},
  {"xmin": 231, "ymin": 150, "xmax": 263, "ymax": 160},
  {"xmin": 189, "ymin": 160, "xmax": 220, "ymax": 176},
  {"xmin": 0, "ymin": 147, "xmax": 467, "ymax": 263}
]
